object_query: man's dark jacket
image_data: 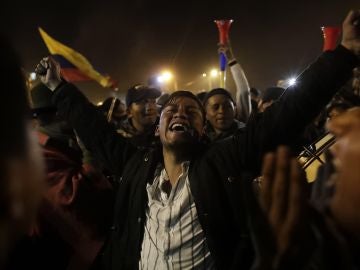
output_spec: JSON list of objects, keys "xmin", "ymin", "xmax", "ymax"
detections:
[{"xmin": 51, "ymin": 46, "xmax": 358, "ymax": 270}]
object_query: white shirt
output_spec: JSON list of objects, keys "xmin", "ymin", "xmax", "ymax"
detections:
[{"xmin": 139, "ymin": 162, "xmax": 216, "ymax": 270}]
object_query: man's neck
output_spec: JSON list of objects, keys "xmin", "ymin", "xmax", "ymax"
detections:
[
  {"xmin": 214, "ymin": 128, "xmax": 223, "ymax": 136},
  {"xmin": 131, "ymin": 120, "xmax": 145, "ymax": 134},
  {"xmin": 163, "ymin": 148, "xmax": 188, "ymax": 186}
]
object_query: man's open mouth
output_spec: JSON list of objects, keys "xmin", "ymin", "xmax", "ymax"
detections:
[{"xmin": 169, "ymin": 123, "xmax": 190, "ymax": 132}]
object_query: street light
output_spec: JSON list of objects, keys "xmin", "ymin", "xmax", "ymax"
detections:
[
  {"xmin": 210, "ymin": 69, "xmax": 218, "ymax": 77},
  {"xmin": 162, "ymin": 71, "xmax": 173, "ymax": 81},
  {"xmin": 157, "ymin": 75, "xmax": 164, "ymax": 83},
  {"xmin": 287, "ymin": 77, "xmax": 297, "ymax": 86},
  {"xmin": 157, "ymin": 70, "xmax": 177, "ymax": 91},
  {"xmin": 277, "ymin": 76, "xmax": 298, "ymax": 89}
]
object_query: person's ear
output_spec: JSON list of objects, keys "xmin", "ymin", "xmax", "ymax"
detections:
[
  {"xmin": 126, "ymin": 107, "xmax": 132, "ymax": 118},
  {"xmin": 204, "ymin": 119, "xmax": 211, "ymax": 129},
  {"xmin": 155, "ymin": 125, "xmax": 160, "ymax": 137},
  {"xmin": 59, "ymin": 174, "xmax": 81, "ymax": 206},
  {"xmin": 201, "ymin": 125, "xmax": 206, "ymax": 136},
  {"xmin": 46, "ymin": 173, "xmax": 82, "ymax": 206},
  {"xmin": 204, "ymin": 106, "xmax": 210, "ymax": 121}
]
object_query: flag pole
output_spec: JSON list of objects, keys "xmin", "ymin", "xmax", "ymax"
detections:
[
  {"xmin": 106, "ymin": 86, "xmax": 119, "ymax": 123},
  {"xmin": 107, "ymin": 97, "xmax": 117, "ymax": 122}
]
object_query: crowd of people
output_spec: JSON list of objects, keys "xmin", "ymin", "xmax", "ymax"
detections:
[{"xmin": 1, "ymin": 9, "xmax": 360, "ymax": 270}]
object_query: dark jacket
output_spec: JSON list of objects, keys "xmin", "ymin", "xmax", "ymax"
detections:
[
  {"xmin": 6, "ymin": 131, "xmax": 114, "ymax": 270},
  {"xmin": 307, "ymin": 208, "xmax": 360, "ymax": 270},
  {"xmin": 52, "ymin": 46, "xmax": 358, "ymax": 270},
  {"xmin": 117, "ymin": 117, "xmax": 160, "ymax": 149},
  {"xmin": 205, "ymin": 119, "xmax": 246, "ymax": 142}
]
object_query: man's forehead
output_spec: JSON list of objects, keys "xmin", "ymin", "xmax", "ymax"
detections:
[
  {"xmin": 134, "ymin": 97, "xmax": 156, "ymax": 103},
  {"xmin": 207, "ymin": 94, "xmax": 233, "ymax": 104},
  {"xmin": 165, "ymin": 96, "xmax": 202, "ymax": 108}
]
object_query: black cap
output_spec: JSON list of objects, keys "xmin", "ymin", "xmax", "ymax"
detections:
[
  {"xmin": 250, "ymin": 87, "xmax": 261, "ymax": 97},
  {"xmin": 125, "ymin": 84, "xmax": 161, "ymax": 107},
  {"xmin": 157, "ymin": 93, "xmax": 170, "ymax": 107},
  {"xmin": 203, "ymin": 88, "xmax": 235, "ymax": 105}
]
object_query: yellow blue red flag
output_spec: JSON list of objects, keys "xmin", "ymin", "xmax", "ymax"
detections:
[{"xmin": 38, "ymin": 27, "xmax": 116, "ymax": 88}]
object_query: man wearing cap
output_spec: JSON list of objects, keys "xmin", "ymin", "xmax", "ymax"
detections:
[
  {"xmin": 117, "ymin": 84, "xmax": 161, "ymax": 147},
  {"xmin": 203, "ymin": 88, "xmax": 245, "ymax": 141},
  {"xmin": 36, "ymin": 10, "xmax": 360, "ymax": 270}
]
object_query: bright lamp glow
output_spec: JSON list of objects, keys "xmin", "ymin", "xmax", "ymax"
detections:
[
  {"xmin": 157, "ymin": 76, "xmax": 164, "ymax": 83},
  {"xmin": 288, "ymin": 77, "xmax": 297, "ymax": 86},
  {"xmin": 157, "ymin": 71, "xmax": 173, "ymax": 84},
  {"xmin": 30, "ymin": 72, "xmax": 37, "ymax": 81},
  {"xmin": 162, "ymin": 71, "xmax": 173, "ymax": 81},
  {"xmin": 210, "ymin": 69, "xmax": 218, "ymax": 77},
  {"xmin": 202, "ymin": 73, "xmax": 207, "ymax": 77}
]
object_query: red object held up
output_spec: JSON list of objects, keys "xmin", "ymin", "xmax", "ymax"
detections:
[
  {"xmin": 214, "ymin": 20, "xmax": 233, "ymax": 45},
  {"xmin": 321, "ymin": 26, "xmax": 341, "ymax": 51}
]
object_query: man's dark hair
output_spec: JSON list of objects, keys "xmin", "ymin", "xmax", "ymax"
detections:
[
  {"xmin": 161, "ymin": 90, "xmax": 206, "ymax": 122},
  {"xmin": 261, "ymin": 87, "xmax": 285, "ymax": 103},
  {"xmin": 326, "ymin": 101, "xmax": 352, "ymax": 116},
  {"xmin": 99, "ymin": 97, "xmax": 123, "ymax": 113},
  {"xmin": 202, "ymin": 88, "xmax": 235, "ymax": 106},
  {"xmin": 250, "ymin": 87, "xmax": 261, "ymax": 97}
]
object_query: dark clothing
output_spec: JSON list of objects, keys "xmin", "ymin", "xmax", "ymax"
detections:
[
  {"xmin": 205, "ymin": 119, "xmax": 245, "ymax": 142},
  {"xmin": 311, "ymin": 151, "xmax": 336, "ymax": 211},
  {"xmin": 305, "ymin": 208, "xmax": 360, "ymax": 270},
  {"xmin": 117, "ymin": 118, "xmax": 159, "ymax": 149},
  {"xmin": 52, "ymin": 46, "xmax": 357, "ymax": 270},
  {"xmin": 6, "ymin": 131, "xmax": 114, "ymax": 270}
]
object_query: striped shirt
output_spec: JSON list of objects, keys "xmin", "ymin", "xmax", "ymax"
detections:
[{"xmin": 139, "ymin": 162, "xmax": 216, "ymax": 270}]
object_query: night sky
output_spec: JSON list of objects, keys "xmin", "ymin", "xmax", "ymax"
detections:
[{"xmin": 1, "ymin": 0, "xmax": 357, "ymax": 103}]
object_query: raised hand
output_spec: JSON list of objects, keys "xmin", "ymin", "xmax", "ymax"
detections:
[
  {"xmin": 218, "ymin": 40, "xmax": 235, "ymax": 61},
  {"xmin": 35, "ymin": 56, "xmax": 62, "ymax": 91},
  {"xmin": 341, "ymin": 10, "xmax": 360, "ymax": 56},
  {"xmin": 248, "ymin": 146, "xmax": 312, "ymax": 270}
]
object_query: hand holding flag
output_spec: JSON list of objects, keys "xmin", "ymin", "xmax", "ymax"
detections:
[{"xmin": 36, "ymin": 56, "xmax": 63, "ymax": 91}]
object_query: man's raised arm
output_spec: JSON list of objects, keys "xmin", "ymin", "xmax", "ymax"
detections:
[{"xmin": 36, "ymin": 57, "xmax": 135, "ymax": 177}]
